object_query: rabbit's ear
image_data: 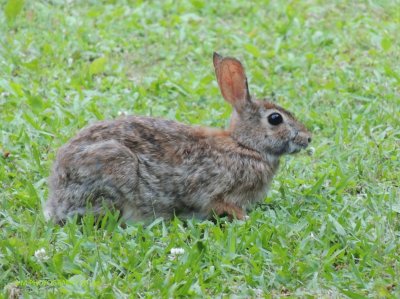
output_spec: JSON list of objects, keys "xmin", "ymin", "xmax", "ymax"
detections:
[{"xmin": 213, "ymin": 52, "xmax": 251, "ymax": 112}]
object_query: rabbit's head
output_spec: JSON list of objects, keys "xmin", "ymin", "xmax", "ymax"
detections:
[{"xmin": 213, "ymin": 52, "xmax": 311, "ymax": 157}]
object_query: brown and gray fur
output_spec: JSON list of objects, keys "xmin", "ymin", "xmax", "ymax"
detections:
[{"xmin": 44, "ymin": 53, "xmax": 311, "ymax": 223}]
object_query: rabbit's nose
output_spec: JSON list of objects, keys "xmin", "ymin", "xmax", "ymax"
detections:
[{"xmin": 295, "ymin": 132, "xmax": 311, "ymax": 147}]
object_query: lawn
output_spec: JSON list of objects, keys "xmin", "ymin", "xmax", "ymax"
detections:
[{"xmin": 1, "ymin": 0, "xmax": 399, "ymax": 298}]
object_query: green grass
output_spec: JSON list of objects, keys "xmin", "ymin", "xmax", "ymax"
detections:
[{"xmin": 1, "ymin": 0, "xmax": 399, "ymax": 297}]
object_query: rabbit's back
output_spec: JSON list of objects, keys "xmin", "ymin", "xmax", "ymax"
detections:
[{"xmin": 45, "ymin": 116, "xmax": 276, "ymax": 222}]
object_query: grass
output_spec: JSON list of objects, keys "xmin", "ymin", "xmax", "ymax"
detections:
[{"xmin": 1, "ymin": 0, "xmax": 399, "ymax": 297}]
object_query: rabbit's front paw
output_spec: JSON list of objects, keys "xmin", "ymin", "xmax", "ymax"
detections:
[{"xmin": 212, "ymin": 201, "xmax": 246, "ymax": 221}]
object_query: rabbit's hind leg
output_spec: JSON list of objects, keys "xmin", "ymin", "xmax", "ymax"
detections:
[{"xmin": 45, "ymin": 140, "xmax": 140, "ymax": 223}]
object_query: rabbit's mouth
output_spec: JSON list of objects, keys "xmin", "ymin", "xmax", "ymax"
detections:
[
  {"xmin": 288, "ymin": 141, "xmax": 308, "ymax": 154},
  {"xmin": 288, "ymin": 131, "xmax": 311, "ymax": 154}
]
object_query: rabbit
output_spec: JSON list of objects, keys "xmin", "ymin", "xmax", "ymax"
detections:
[{"xmin": 44, "ymin": 52, "xmax": 311, "ymax": 224}]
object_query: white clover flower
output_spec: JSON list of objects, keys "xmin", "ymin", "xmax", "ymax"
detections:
[
  {"xmin": 306, "ymin": 146, "xmax": 315, "ymax": 156},
  {"xmin": 168, "ymin": 247, "xmax": 185, "ymax": 260},
  {"xmin": 171, "ymin": 248, "xmax": 185, "ymax": 255},
  {"xmin": 34, "ymin": 248, "xmax": 49, "ymax": 261},
  {"xmin": 117, "ymin": 110, "xmax": 128, "ymax": 117}
]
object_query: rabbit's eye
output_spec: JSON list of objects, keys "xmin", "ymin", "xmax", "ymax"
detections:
[{"xmin": 268, "ymin": 113, "xmax": 283, "ymax": 125}]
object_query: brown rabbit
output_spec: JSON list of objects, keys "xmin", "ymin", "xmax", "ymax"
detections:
[{"xmin": 44, "ymin": 52, "xmax": 311, "ymax": 223}]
